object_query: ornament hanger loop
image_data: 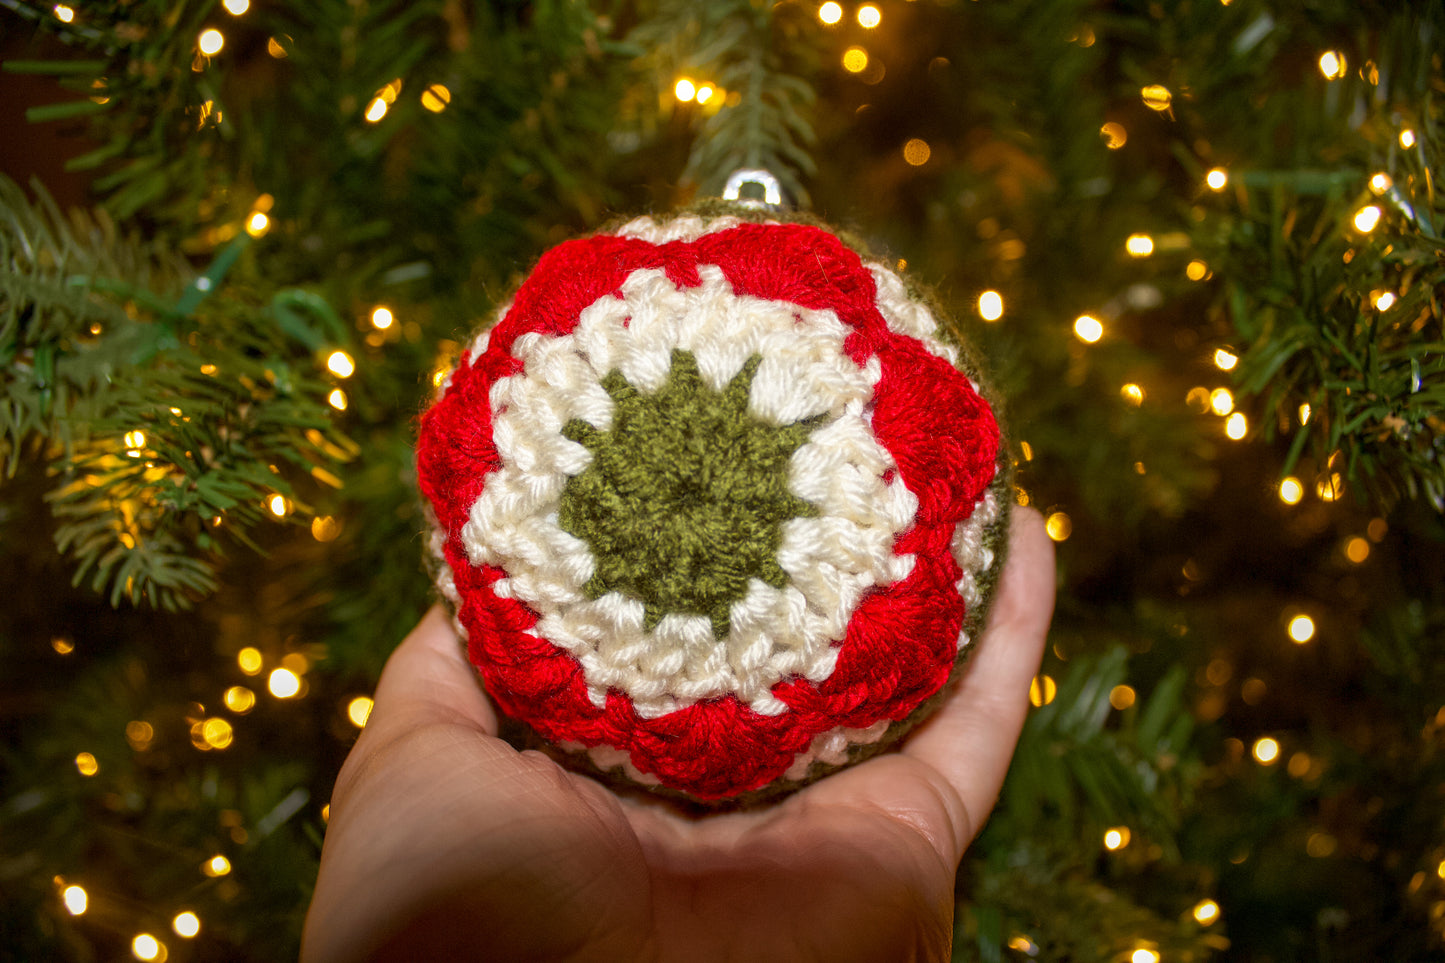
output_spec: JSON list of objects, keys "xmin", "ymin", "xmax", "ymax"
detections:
[{"xmin": 722, "ymin": 168, "xmax": 785, "ymax": 210}]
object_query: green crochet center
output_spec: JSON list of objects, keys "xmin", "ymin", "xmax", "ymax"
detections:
[{"xmin": 558, "ymin": 349, "xmax": 819, "ymax": 640}]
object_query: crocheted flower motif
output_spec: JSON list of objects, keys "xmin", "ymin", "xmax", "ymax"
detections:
[{"xmin": 417, "ymin": 215, "xmax": 1003, "ymax": 800}]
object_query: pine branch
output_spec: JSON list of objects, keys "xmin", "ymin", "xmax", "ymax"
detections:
[
  {"xmin": 1, "ymin": 176, "xmax": 350, "ymax": 609},
  {"xmin": 629, "ymin": 0, "xmax": 820, "ymax": 204}
]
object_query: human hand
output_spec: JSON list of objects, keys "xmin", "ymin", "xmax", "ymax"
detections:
[{"xmin": 302, "ymin": 508, "xmax": 1054, "ymax": 963}]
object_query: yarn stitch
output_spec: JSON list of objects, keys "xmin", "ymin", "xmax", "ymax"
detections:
[{"xmin": 417, "ymin": 216, "xmax": 1002, "ymax": 799}]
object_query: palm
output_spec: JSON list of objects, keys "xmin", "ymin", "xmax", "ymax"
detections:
[{"xmin": 303, "ymin": 510, "xmax": 1053, "ymax": 963}]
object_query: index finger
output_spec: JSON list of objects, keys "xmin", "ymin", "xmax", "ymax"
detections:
[{"xmin": 902, "ymin": 507, "xmax": 1055, "ymax": 856}]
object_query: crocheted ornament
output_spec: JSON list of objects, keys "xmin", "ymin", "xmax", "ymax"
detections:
[{"xmin": 416, "ymin": 211, "xmax": 1008, "ymax": 803}]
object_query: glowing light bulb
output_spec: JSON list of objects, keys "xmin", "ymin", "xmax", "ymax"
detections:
[
  {"xmin": 173, "ymin": 912, "xmax": 200, "ymax": 938},
  {"xmin": 198, "ymin": 29, "xmax": 225, "ymax": 55},
  {"xmin": 1121, "ymin": 383, "xmax": 1145, "ymax": 405},
  {"xmin": 674, "ymin": 78, "xmax": 696, "ymax": 102},
  {"xmin": 694, "ymin": 84, "xmax": 715, "ymax": 104},
  {"xmin": 1131, "ymin": 950, "xmax": 1160, "ymax": 963},
  {"xmin": 1045, "ymin": 511, "xmax": 1072, "ymax": 542},
  {"xmin": 327, "ymin": 350, "xmax": 355, "ymax": 378},
  {"xmin": 1028, "ymin": 674, "xmax": 1057, "ymax": 706},
  {"xmin": 840, "ymin": 46, "xmax": 869, "ymax": 72},
  {"xmin": 1318, "ymin": 51, "xmax": 1346, "ymax": 79},
  {"xmin": 223, "ymin": 0, "xmax": 249, "ymax": 14},
  {"xmin": 818, "ymin": 2, "xmax": 842, "ymax": 24},
  {"xmin": 902, "ymin": 138, "xmax": 931, "ymax": 166},
  {"xmin": 312, "ymin": 515, "xmax": 342, "ymax": 542},
  {"xmin": 1073, "ymin": 315, "xmax": 1103, "ymax": 343},
  {"xmin": 1252, "ymin": 736, "xmax": 1280, "ymax": 764},
  {"xmin": 269, "ymin": 668, "xmax": 301, "ymax": 698},
  {"xmin": 1213, "ymin": 348, "xmax": 1238, "ymax": 370},
  {"xmin": 1125, "ymin": 233, "xmax": 1155, "ymax": 257},
  {"xmin": 369, "ymin": 306, "xmax": 394, "ymax": 330},
  {"xmin": 1345, "ymin": 537, "xmax": 1370, "ymax": 563},
  {"xmin": 857, "ymin": 4, "xmax": 881, "ymax": 28},
  {"xmin": 1400, "ymin": 129, "xmax": 1416, "ymax": 148},
  {"xmin": 364, "ymin": 97, "xmax": 388, "ymax": 122},
  {"xmin": 1316, "ymin": 473, "xmax": 1343, "ymax": 501},
  {"xmin": 421, "ymin": 84, "xmax": 451, "ymax": 112},
  {"xmin": 1372, "ymin": 291, "xmax": 1396, "ymax": 310},
  {"xmin": 245, "ymin": 211, "xmax": 270, "ymax": 237},
  {"xmin": 347, "ymin": 696, "xmax": 375, "ymax": 727},
  {"xmin": 327, "ymin": 388, "xmax": 348, "ymax": 411},
  {"xmin": 75, "ymin": 752, "xmax": 99, "ymax": 776},
  {"xmin": 267, "ymin": 494, "xmax": 290, "ymax": 517},
  {"xmin": 1353, "ymin": 205, "xmax": 1382, "ymax": 233},
  {"xmin": 131, "ymin": 934, "xmax": 162, "ymax": 961},
  {"xmin": 224, "ymin": 686, "xmax": 256, "ymax": 713},
  {"xmin": 124, "ymin": 429, "xmax": 147, "ymax": 452},
  {"xmin": 62, "ymin": 885, "xmax": 87, "ymax": 915},
  {"xmin": 1100, "ymin": 122, "xmax": 1127, "ymax": 149},
  {"xmin": 1288, "ymin": 614, "xmax": 1315, "ymax": 643},
  {"xmin": 1298, "ymin": 402, "xmax": 1311, "ymax": 424},
  {"xmin": 977, "ymin": 290, "xmax": 1004, "ymax": 321},
  {"xmin": 1110, "ymin": 685, "xmax": 1136, "ymax": 709},
  {"xmin": 1193, "ymin": 899, "xmax": 1220, "ymax": 924},
  {"xmin": 203, "ymin": 855, "xmax": 231, "ymax": 877},
  {"xmin": 52, "ymin": 4, "xmax": 75, "ymax": 22},
  {"xmin": 1278, "ymin": 477, "xmax": 1303, "ymax": 505},
  {"xmin": 1369, "ymin": 172, "xmax": 1392, "ymax": 194},
  {"xmin": 201, "ymin": 717, "xmax": 234, "ymax": 749},
  {"xmin": 1209, "ymin": 388, "xmax": 1233, "ymax": 416},
  {"xmin": 1140, "ymin": 85, "xmax": 1172, "ymax": 111},
  {"xmin": 1224, "ymin": 411, "xmax": 1247, "ymax": 440},
  {"xmin": 1104, "ymin": 826, "xmax": 1131, "ymax": 850},
  {"xmin": 1206, "ymin": 168, "xmax": 1228, "ymax": 191},
  {"xmin": 1186, "ymin": 259, "xmax": 1209, "ymax": 281}
]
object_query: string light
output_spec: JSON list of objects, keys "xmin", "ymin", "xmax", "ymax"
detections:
[
  {"xmin": 1131, "ymin": 949, "xmax": 1160, "ymax": 963},
  {"xmin": 267, "ymin": 36, "xmax": 289, "ymax": 58},
  {"xmin": 1288, "ymin": 614, "xmax": 1315, "ymax": 643},
  {"xmin": 1400, "ymin": 129, "xmax": 1416, "ymax": 148},
  {"xmin": 327, "ymin": 350, "xmax": 356, "ymax": 378},
  {"xmin": 1186, "ymin": 259, "xmax": 1209, "ymax": 280},
  {"xmin": 52, "ymin": 4, "xmax": 75, "ymax": 22},
  {"xmin": 1316, "ymin": 473, "xmax": 1343, "ymax": 501},
  {"xmin": 52, "ymin": 635, "xmax": 76, "ymax": 654},
  {"xmin": 364, "ymin": 97, "xmax": 388, "ymax": 122},
  {"xmin": 674, "ymin": 78, "xmax": 696, "ymax": 102},
  {"xmin": 1104, "ymin": 826, "xmax": 1132, "ymax": 850},
  {"xmin": 1209, "ymin": 388, "xmax": 1233, "ymax": 415},
  {"xmin": 857, "ymin": 4, "xmax": 881, "ymax": 28},
  {"xmin": 1369, "ymin": 172, "xmax": 1392, "ymax": 194},
  {"xmin": 1100, "ymin": 122, "xmax": 1127, "ymax": 149},
  {"xmin": 977, "ymin": 290, "xmax": 1004, "ymax": 321},
  {"xmin": 1045, "ymin": 511, "xmax": 1072, "ymax": 542},
  {"xmin": 1213, "ymin": 348, "xmax": 1238, "ymax": 370},
  {"xmin": 173, "ymin": 912, "xmax": 200, "ymax": 938},
  {"xmin": 224, "ymin": 686, "xmax": 256, "ymax": 713},
  {"xmin": 328, "ymin": 388, "xmax": 348, "ymax": 411},
  {"xmin": 200, "ymin": 717, "xmax": 234, "ymax": 749},
  {"xmin": 1125, "ymin": 233, "xmax": 1155, "ymax": 257},
  {"xmin": 1252, "ymin": 737, "xmax": 1280, "ymax": 764},
  {"xmin": 267, "ymin": 494, "xmax": 290, "ymax": 518},
  {"xmin": 1121, "ymin": 383, "xmax": 1145, "ymax": 405},
  {"xmin": 237, "ymin": 647, "xmax": 263, "ymax": 675},
  {"xmin": 62, "ymin": 885, "xmax": 88, "ymax": 915},
  {"xmin": 420, "ymin": 84, "xmax": 451, "ymax": 113},
  {"xmin": 1345, "ymin": 537, "xmax": 1370, "ymax": 563},
  {"xmin": 203, "ymin": 855, "xmax": 231, "ymax": 877},
  {"xmin": 75, "ymin": 752, "xmax": 99, "ymax": 776},
  {"xmin": 312, "ymin": 515, "xmax": 342, "ymax": 542},
  {"xmin": 1206, "ymin": 167, "xmax": 1228, "ymax": 191},
  {"xmin": 1224, "ymin": 411, "xmax": 1247, "ymax": 440},
  {"xmin": 1318, "ymin": 51, "xmax": 1346, "ymax": 79},
  {"xmin": 1073, "ymin": 315, "xmax": 1103, "ymax": 343},
  {"xmin": 269, "ymin": 668, "xmax": 301, "ymax": 698},
  {"xmin": 370, "ymin": 306, "xmax": 395, "ymax": 329},
  {"xmin": 1372, "ymin": 290, "xmax": 1396, "ymax": 310},
  {"xmin": 902, "ymin": 138, "xmax": 931, "ymax": 166},
  {"xmin": 245, "ymin": 211, "xmax": 270, "ymax": 237},
  {"xmin": 1110, "ymin": 685, "xmax": 1136, "ymax": 709},
  {"xmin": 347, "ymin": 696, "xmax": 374, "ymax": 727},
  {"xmin": 692, "ymin": 84, "xmax": 714, "ymax": 105},
  {"xmin": 818, "ymin": 2, "xmax": 842, "ymax": 24},
  {"xmin": 198, "ymin": 29, "xmax": 225, "ymax": 55},
  {"xmin": 1353, "ymin": 205, "xmax": 1382, "ymax": 233},
  {"xmin": 1140, "ymin": 84, "xmax": 1172, "ymax": 111},
  {"xmin": 1278, "ymin": 477, "xmax": 1304, "ymax": 505},
  {"xmin": 1028, "ymin": 674, "xmax": 1057, "ymax": 706},
  {"xmin": 131, "ymin": 934, "xmax": 164, "ymax": 961},
  {"xmin": 222, "ymin": 0, "xmax": 249, "ymax": 14},
  {"xmin": 1298, "ymin": 402, "xmax": 1311, "ymax": 424}
]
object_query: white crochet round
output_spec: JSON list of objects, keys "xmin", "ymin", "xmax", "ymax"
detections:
[{"xmin": 459, "ymin": 263, "xmax": 920, "ymax": 718}]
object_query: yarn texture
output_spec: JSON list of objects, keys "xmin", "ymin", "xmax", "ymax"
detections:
[{"xmin": 417, "ymin": 212, "xmax": 1007, "ymax": 801}]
